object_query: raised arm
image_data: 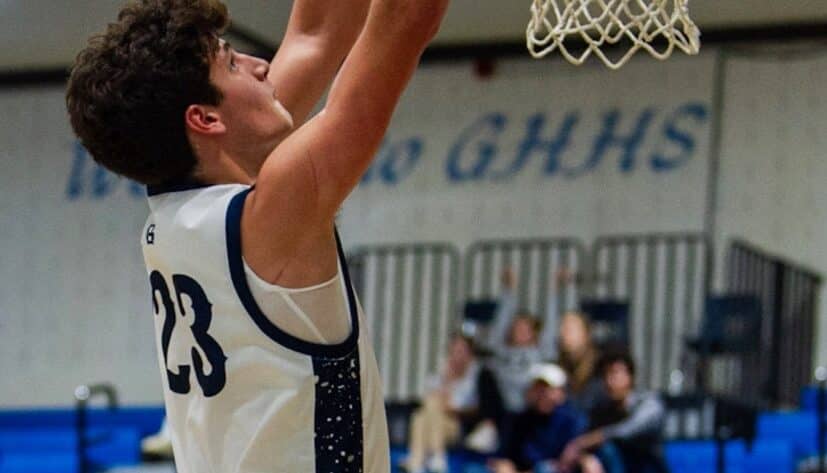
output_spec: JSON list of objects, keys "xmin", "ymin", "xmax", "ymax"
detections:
[
  {"xmin": 538, "ymin": 288, "xmax": 559, "ymax": 360},
  {"xmin": 244, "ymin": 0, "xmax": 449, "ymax": 270},
  {"xmin": 486, "ymin": 269, "xmax": 519, "ymax": 353},
  {"xmin": 266, "ymin": 0, "xmax": 370, "ymax": 127},
  {"xmin": 538, "ymin": 268, "xmax": 574, "ymax": 359}
]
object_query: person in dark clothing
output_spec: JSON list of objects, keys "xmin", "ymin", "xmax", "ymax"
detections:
[
  {"xmin": 489, "ymin": 364, "xmax": 603, "ymax": 473},
  {"xmin": 559, "ymin": 352, "xmax": 668, "ymax": 473}
]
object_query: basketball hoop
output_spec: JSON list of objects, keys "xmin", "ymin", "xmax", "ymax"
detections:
[{"xmin": 527, "ymin": 0, "xmax": 701, "ymax": 69}]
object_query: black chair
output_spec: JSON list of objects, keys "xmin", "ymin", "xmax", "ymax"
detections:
[
  {"xmin": 460, "ymin": 299, "xmax": 500, "ymax": 346},
  {"xmin": 686, "ymin": 295, "xmax": 763, "ymax": 395},
  {"xmin": 713, "ymin": 397, "xmax": 759, "ymax": 473},
  {"xmin": 579, "ymin": 299, "xmax": 630, "ymax": 349},
  {"xmin": 463, "ymin": 300, "xmax": 499, "ymax": 325},
  {"xmin": 687, "ymin": 295, "xmax": 762, "ymax": 355}
]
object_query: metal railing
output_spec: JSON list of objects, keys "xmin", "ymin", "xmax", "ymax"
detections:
[
  {"xmin": 592, "ymin": 233, "xmax": 710, "ymax": 390},
  {"xmin": 349, "ymin": 244, "xmax": 460, "ymax": 401},
  {"xmin": 726, "ymin": 239, "xmax": 823, "ymax": 406},
  {"xmin": 464, "ymin": 238, "xmax": 587, "ymax": 318}
]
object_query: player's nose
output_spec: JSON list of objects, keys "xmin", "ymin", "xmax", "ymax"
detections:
[{"xmin": 251, "ymin": 57, "xmax": 269, "ymax": 81}]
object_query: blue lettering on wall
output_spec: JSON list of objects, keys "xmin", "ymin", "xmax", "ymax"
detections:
[
  {"xmin": 66, "ymin": 141, "xmax": 143, "ymax": 200},
  {"xmin": 67, "ymin": 103, "xmax": 710, "ymax": 198},
  {"xmin": 571, "ymin": 108, "xmax": 656, "ymax": 177},
  {"xmin": 93, "ymin": 162, "xmax": 115, "ymax": 198},
  {"xmin": 480, "ymin": 112, "xmax": 577, "ymax": 180},
  {"xmin": 362, "ymin": 137, "xmax": 425, "ymax": 185},
  {"xmin": 510, "ymin": 112, "xmax": 580, "ymax": 178},
  {"xmin": 446, "ymin": 113, "xmax": 508, "ymax": 182},
  {"xmin": 66, "ymin": 141, "xmax": 87, "ymax": 199},
  {"xmin": 651, "ymin": 102, "xmax": 708, "ymax": 172},
  {"xmin": 381, "ymin": 138, "xmax": 423, "ymax": 184},
  {"xmin": 130, "ymin": 181, "xmax": 144, "ymax": 197}
]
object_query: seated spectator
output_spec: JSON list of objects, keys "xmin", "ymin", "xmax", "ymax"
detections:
[
  {"xmin": 486, "ymin": 269, "xmax": 559, "ymax": 417},
  {"xmin": 558, "ymin": 310, "xmax": 604, "ymax": 413},
  {"xmin": 402, "ymin": 334, "xmax": 505, "ymax": 473},
  {"xmin": 489, "ymin": 363, "xmax": 602, "ymax": 473},
  {"xmin": 560, "ymin": 352, "xmax": 668, "ymax": 473}
]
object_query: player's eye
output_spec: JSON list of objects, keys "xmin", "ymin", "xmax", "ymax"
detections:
[{"xmin": 229, "ymin": 55, "xmax": 238, "ymax": 71}]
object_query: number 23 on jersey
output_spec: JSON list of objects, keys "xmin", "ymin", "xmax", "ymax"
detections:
[{"xmin": 150, "ymin": 271, "xmax": 227, "ymax": 397}]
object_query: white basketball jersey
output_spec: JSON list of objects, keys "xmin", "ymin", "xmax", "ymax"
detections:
[{"xmin": 141, "ymin": 181, "xmax": 389, "ymax": 473}]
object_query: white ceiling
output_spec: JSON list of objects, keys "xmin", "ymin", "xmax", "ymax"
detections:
[{"xmin": 1, "ymin": 0, "xmax": 826, "ymax": 69}]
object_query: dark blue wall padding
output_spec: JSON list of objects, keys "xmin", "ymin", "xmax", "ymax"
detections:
[
  {"xmin": 800, "ymin": 386, "xmax": 824, "ymax": 412},
  {"xmin": 85, "ymin": 427, "xmax": 142, "ymax": 466},
  {"xmin": 0, "ymin": 453, "xmax": 79, "ymax": 473},
  {"xmin": 742, "ymin": 440, "xmax": 795, "ymax": 473},
  {"xmin": 0, "ymin": 406, "xmax": 163, "ymax": 472},
  {"xmin": 0, "ymin": 406, "xmax": 165, "ymax": 438},
  {"xmin": 665, "ymin": 440, "xmax": 748, "ymax": 473},
  {"xmin": 756, "ymin": 412, "xmax": 818, "ymax": 459},
  {"xmin": 665, "ymin": 438, "xmax": 796, "ymax": 473},
  {"xmin": 0, "ymin": 429, "xmax": 78, "ymax": 452},
  {"xmin": 0, "ymin": 427, "xmax": 140, "ymax": 464}
]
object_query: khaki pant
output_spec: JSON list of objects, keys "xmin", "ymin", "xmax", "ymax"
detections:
[{"xmin": 405, "ymin": 393, "xmax": 461, "ymax": 470}]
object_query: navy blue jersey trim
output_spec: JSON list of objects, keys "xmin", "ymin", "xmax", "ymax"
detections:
[
  {"xmin": 225, "ymin": 188, "xmax": 361, "ymax": 358},
  {"xmin": 312, "ymin": 350, "xmax": 365, "ymax": 472},
  {"xmin": 146, "ymin": 178, "xmax": 212, "ymax": 197}
]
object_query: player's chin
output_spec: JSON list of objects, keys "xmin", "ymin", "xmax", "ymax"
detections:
[
  {"xmin": 270, "ymin": 118, "xmax": 294, "ymax": 142},
  {"xmin": 283, "ymin": 112, "xmax": 295, "ymax": 130},
  {"xmin": 274, "ymin": 102, "xmax": 294, "ymax": 128}
]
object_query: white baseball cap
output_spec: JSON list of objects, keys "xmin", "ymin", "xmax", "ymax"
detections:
[{"xmin": 529, "ymin": 363, "xmax": 568, "ymax": 388}]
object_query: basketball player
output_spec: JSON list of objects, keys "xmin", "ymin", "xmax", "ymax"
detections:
[{"xmin": 66, "ymin": 0, "xmax": 449, "ymax": 471}]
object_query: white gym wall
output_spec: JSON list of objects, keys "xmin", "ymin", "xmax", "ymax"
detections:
[
  {"xmin": 340, "ymin": 53, "xmax": 714, "ymax": 247},
  {"xmin": 713, "ymin": 50, "xmax": 827, "ymax": 361}
]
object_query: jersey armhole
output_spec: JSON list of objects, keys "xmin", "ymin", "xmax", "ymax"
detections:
[{"xmin": 224, "ymin": 188, "xmax": 360, "ymax": 358}]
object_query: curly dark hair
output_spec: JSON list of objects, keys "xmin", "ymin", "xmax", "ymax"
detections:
[
  {"xmin": 66, "ymin": 0, "xmax": 230, "ymax": 185},
  {"xmin": 597, "ymin": 350, "xmax": 636, "ymax": 378}
]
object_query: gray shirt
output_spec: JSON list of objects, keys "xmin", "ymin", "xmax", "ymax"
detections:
[
  {"xmin": 485, "ymin": 289, "xmax": 560, "ymax": 412},
  {"xmin": 602, "ymin": 391, "xmax": 666, "ymax": 441}
]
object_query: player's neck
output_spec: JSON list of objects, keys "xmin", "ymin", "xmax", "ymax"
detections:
[{"xmin": 193, "ymin": 148, "xmax": 256, "ymax": 187}]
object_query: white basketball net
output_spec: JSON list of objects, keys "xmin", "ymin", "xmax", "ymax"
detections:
[{"xmin": 527, "ymin": 0, "xmax": 701, "ymax": 69}]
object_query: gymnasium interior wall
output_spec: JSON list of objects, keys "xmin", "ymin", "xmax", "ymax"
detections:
[{"xmin": 0, "ymin": 45, "xmax": 824, "ymax": 406}]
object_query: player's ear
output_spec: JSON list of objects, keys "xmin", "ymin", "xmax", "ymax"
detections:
[{"xmin": 184, "ymin": 104, "xmax": 226, "ymax": 135}]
